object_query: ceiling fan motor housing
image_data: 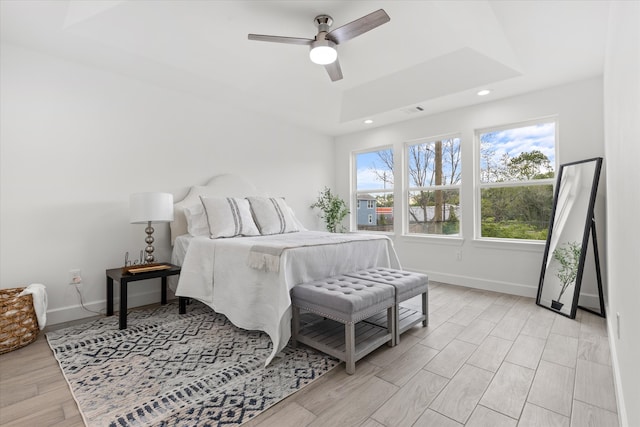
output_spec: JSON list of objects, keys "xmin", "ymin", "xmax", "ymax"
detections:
[{"xmin": 314, "ymin": 15, "xmax": 334, "ymax": 34}]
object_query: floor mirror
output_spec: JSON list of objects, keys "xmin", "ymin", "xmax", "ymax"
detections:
[{"xmin": 536, "ymin": 157, "xmax": 604, "ymax": 319}]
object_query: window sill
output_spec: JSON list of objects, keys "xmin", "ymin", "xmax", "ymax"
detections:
[
  {"xmin": 352, "ymin": 229, "xmax": 395, "ymax": 236},
  {"xmin": 473, "ymin": 237, "xmax": 545, "ymax": 253},
  {"xmin": 399, "ymin": 234, "xmax": 464, "ymax": 246}
]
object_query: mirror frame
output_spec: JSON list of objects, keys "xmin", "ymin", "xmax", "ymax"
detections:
[{"xmin": 536, "ymin": 157, "xmax": 603, "ymax": 319}]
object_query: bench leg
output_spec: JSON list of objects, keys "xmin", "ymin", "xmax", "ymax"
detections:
[
  {"xmin": 422, "ymin": 291, "xmax": 429, "ymax": 327},
  {"xmin": 389, "ymin": 305, "xmax": 398, "ymax": 346},
  {"xmin": 345, "ymin": 322, "xmax": 355, "ymax": 374}
]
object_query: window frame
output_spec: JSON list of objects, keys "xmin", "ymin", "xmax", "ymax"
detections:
[
  {"xmin": 404, "ymin": 133, "xmax": 462, "ymax": 237},
  {"xmin": 474, "ymin": 116, "xmax": 559, "ymax": 243},
  {"xmin": 352, "ymin": 145, "xmax": 395, "ymax": 234}
]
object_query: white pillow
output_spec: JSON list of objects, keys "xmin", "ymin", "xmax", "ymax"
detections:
[
  {"xmin": 170, "ymin": 175, "xmax": 260, "ymax": 244},
  {"xmin": 200, "ymin": 196, "xmax": 260, "ymax": 238},
  {"xmin": 171, "ymin": 186, "xmax": 215, "ymax": 244},
  {"xmin": 184, "ymin": 203, "xmax": 209, "ymax": 237},
  {"xmin": 247, "ymin": 197, "xmax": 299, "ymax": 235}
]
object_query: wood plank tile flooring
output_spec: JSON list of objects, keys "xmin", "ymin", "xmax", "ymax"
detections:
[{"xmin": 0, "ymin": 282, "xmax": 619, "ymax": 426}]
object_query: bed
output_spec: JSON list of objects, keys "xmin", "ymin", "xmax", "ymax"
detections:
[{"xmin": 169, "ymin": 174, "xmax": 401, "ymax": 365}]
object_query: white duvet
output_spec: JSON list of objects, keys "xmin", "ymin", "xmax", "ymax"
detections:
[{"xmin": 171, "ymin": 231, "xmax": 401, "ymax": 365}]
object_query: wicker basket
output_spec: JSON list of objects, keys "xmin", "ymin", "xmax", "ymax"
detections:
[{"xmin": 0, "ymin": 287, "xmax": 39, "ymax": 354}]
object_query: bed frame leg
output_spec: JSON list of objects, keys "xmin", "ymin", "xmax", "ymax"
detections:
[{"xmin": 179, "ymin": 297, "xmax": 187, "ymax": 314}]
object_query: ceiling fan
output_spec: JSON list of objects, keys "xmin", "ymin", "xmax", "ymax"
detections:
[{"xmin": 248, "ymin": 9, "xmax": 390, "ymax": 82}]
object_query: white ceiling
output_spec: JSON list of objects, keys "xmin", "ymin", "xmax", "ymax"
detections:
[{"xmin": 0, "ymin": 0, "xmax": 611, "ymax": 136}]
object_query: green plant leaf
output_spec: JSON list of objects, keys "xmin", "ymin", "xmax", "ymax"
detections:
[{"xmin": 310, "ymin": 187, "xmax": 350, "ymax": 233}]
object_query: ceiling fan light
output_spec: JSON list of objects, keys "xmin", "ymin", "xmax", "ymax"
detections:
[{"xmin": 309, "ymin": 40, "xmax": 337, "ymax": 65}]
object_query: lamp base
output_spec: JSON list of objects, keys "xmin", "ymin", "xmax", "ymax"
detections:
[{"xmin": 144, "ymin": 222, "xmax": 155, "ymax": 263}]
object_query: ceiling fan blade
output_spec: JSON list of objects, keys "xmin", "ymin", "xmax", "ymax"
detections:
[
  {"xmin": 248, "ymin": 34, "xmax": 313, "ymax": 46},
  {"xmin": 327, "ymin": 9, "xmax": 390, "ymax": 44},
  {"xmin": 324, "ymin": 58, "xmax": 343, "ymax": 82}
]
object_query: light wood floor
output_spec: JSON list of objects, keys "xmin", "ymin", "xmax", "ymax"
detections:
[{"xmin": 0, "ymin": 282, "xmax": 619, "ymax": 427}]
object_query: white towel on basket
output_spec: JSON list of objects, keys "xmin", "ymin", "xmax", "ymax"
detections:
[{"xmin": 19, "ymin": 284, "xmax": 47, "ymax": 330}]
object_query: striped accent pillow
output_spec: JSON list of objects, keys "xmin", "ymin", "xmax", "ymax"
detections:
[
  {"xmin": 200, "ymin": 196, "xmax": 260, "ymax": 238},
  {"xmin": 247, "ymin": 197, "xmax": 299, "ymax": 235}
]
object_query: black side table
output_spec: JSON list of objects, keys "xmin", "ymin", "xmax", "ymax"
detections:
[{"xmin": 106, "ymin": 264, "xmax": 181, "ymax": 329}]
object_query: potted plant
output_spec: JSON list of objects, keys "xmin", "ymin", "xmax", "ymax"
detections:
[
  {"xmin": 551, "ymin": 241, "xmax": 581, "ymax": 310},
  {"xmin": 310, "ymin": 187, "xmax": 350, "ymax": 233}
]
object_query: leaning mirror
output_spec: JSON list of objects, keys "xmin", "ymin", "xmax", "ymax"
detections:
[{"xmin": 536, "ymin": 157, "xmax": 603, "ymax": 318}]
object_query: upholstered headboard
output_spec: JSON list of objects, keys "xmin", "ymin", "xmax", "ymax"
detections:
[{"xmin": 170, "ymin": 174, "xmax": 263, "ymax": 244}]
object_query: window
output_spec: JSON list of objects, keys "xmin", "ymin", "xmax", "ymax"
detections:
[
  {"xmin": 406, "ymin": 136, "xmax": 461, "ymax": 236},
  {"xmin": 354, "ymin": 148, "xmax": 394, "ymax": 232},
  {"xmin": 478, "ymin": 119, "xmax": 556, "ymax": 240}
]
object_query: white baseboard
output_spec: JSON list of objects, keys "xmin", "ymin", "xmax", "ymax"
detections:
[
  {"xmin": 46, "ymin": 289, "xmax": 177, "ymax": 326},
  {"xmin": 407, "ymin": 269, "xmax": 604, "ymax": 309},
  {"xmin": 408, "ymin": 269, "xmax": 538, "ymax": 298},
  {"xmin": 607, "ymin": 309, "xmax": 628, "ymax": 427}
]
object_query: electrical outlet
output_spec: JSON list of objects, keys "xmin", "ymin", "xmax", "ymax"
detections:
[
  {"xmin": 69, "ymin": 269, "xmax": 82, "ymax": 285},
  {"xmin": 456, "ymin": 251, "xmax": 462, "ymax": 261}
]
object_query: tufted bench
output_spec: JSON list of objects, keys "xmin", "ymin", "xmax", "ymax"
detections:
[
  {"xmin": 290, "ymin": 275, "xmax": 396, "ymax": 374},
  {"xmin": 345, "ymin": 268, "xmax": 428, "ymax": 344}
]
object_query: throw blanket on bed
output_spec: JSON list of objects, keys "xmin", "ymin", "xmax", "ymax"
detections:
[{"xmin": 247, "ymin": 233, "xmax": 384, "ymax": 273}]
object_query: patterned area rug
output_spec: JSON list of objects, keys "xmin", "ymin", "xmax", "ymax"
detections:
[{"xmin": 46, "ymin": 301, "xmax": 338, "ymax": 427}]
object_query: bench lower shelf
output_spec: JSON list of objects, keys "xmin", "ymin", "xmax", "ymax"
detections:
[
  {"xmin": 294, "ymin": 313, "xmax": 392, "ymax": 366},
  {"xmin": 364, "ymin": 305, "xmax": 426, "ymax": 335}
]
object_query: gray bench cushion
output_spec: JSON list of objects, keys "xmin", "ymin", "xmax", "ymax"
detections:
[
  {"xmin": 345, "ymin": 268, "xmax": 428, "ymax": 302},
  {"xmin": 291, "ymin": 276, "xmax": 395, "ymax": 323}
]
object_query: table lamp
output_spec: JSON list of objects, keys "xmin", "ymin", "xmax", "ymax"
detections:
[{"xmin": 130, "ymin": 192, "xmax": 174, "ymax": 263}]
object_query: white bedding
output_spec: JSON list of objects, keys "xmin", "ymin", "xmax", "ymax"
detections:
[{"xmin": 171, "ymin": 231, "xmax": 401, "ymax": 365}]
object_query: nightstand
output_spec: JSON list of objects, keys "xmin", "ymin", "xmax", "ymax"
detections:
[{"xmin": 106, "ymin": 264, "xmax": 181, "ymax": 329}]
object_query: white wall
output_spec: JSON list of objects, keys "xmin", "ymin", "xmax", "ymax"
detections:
[
  {"xmin": 335, "ymin": 77, "xmax": 605, "ymax": 301},
  {"xmin": 0, "ymin": 44, "xmax": 334, "ymax": 325},
  {"xmin": 603, "ymin": 2, "xmax": 640, "ymax": 426}
]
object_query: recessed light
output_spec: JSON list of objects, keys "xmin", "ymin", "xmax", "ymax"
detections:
[
  {"xmin": 477, "ymin": 89, "xmax": 491, "ymax": 96},
  {"xmin": 364, "ymin": 119, "xmax": 373, "ymax": 124}
]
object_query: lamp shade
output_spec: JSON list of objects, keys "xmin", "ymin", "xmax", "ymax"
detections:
[{"xmin": 130, "ymin": 192, "xmax": 174, "ymax": 224}]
